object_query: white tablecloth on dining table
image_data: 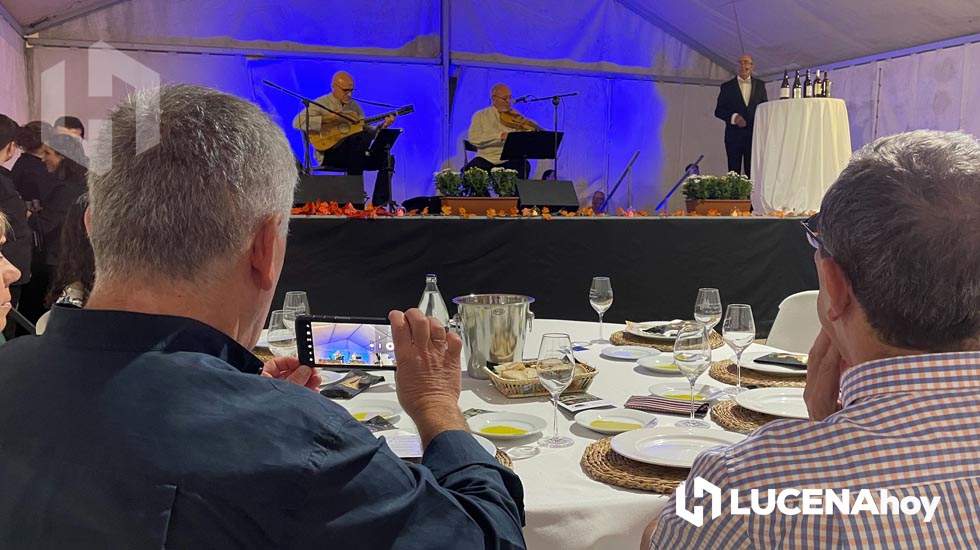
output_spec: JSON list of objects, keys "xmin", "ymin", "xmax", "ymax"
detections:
[
  {"xmin": 751, "ymin": 98, "xmax": 852, "ymax": 214},
  {"xmin": 336, "ymin": 319, "xmax": 785, "ymax": 550}
]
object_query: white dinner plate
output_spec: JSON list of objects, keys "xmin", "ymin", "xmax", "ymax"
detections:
[
  {"xmin": 735, "ymin": 387, "xmax": 809, "ymax": 419},
  {"xmin": 255, "ymin": 329, "xmax": 270, "ymax": 349},
  {"xmin": 338, "ymin": 399, "xmax": 403, "ymax": 422},
  {"xmin": 471, "ymin": 433, "xmax": 497, "ymax": 457},
  {"xmin": 601, "ymin": 345, "xmax": 656, "ymax": 360},
  {"xmin": 610, "ymin": 427, "xmax": 746, "ymax": 468},
  {"xmin": 624, "ymin": 320, "xmax": 684, "ymax": 341},
  {"xmin": 648, "ymin": 382, "xmax": 723, "ymax": 402},
  {"xmin": 467, "ymin": 412, "xmax": 548, "ymax": 440},
  {"xmin": 740, "ymin": 350, "xmax": 809, "ymax": 375},
  {"xmin": 575, "ymin": 408, "xmax": 657, "ymax": 434},
  {"xmin": 637, "ymin": 353, "xmax": 682, "ymax": 375},
  {"xmin": 317, "ymin": 369, "xmax": 347, "ymax": 387}
]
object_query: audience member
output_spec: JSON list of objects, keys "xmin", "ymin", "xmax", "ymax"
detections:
[
  {"xmin": 590, "ymin": 190, "xmax": 606, "ymax": 213},
  {"xmin": 36, "ymin": 193, "xmax": 93, "ymax": 335},
  {"xmin": 644, "ymin": 130, "xmax": 980, "ymax": 549},
  {"xmin": 11, "ymin": 121, "xmax": 55, "ymax": 204},
  {"xmin": 54, "ymin": 115, "xmax": 85, "ymax": 139},
  {"xmin": 0, "ymin": 211, "xmax": 23, "ymax": 337},
  {"xmin": 36, "ymin": 133, "xmax": 87, "ymax": 268},
  {"xmin": 0, "ymin": 115, "xmax": 31, "ymax": 326},
  {"xmin": 0, "ymin": 84, "xmax": 526, "ymax": 549}
]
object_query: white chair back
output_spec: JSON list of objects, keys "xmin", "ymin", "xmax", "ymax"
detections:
[{"xmin": 766, "ymin": 290, "xmax": 820, "ymax": 353}]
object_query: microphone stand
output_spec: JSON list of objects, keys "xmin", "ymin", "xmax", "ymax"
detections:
[
  {"xmin": 517, "ymin": 92, "xmax": 578, "ymax": 180},
  {"xmin": 655, "ymin": 154, "xmax": 704, "ymax": 212},
  {"xmin": 353, "ymin": 96, "xmax": 398, "ymax": 108},
  {"xmin": 262, "ymin": 80, "xmax": 356, "ymax": 175}
]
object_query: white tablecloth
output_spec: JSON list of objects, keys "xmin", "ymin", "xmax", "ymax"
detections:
[
  {"xmin": 342, "ymin": 319, "xmax": 781, "ymax": 550},
  {"xmin": 751, "ymin": 98, "xmax": 852, "ymax": 213}
]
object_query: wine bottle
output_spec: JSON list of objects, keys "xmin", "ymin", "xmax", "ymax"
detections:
[
  {"xmin": 814, "ymin": 70, "xmax": 823, "ymax": 97},
  {"xmin": 803, "ymin": 69, "xmax": 812, "ymax": 98},
  {"xmin": 417, "ymin": 274, "xmax": 450, "ymax": 325},
  {"xmin": 779, "ymin": 71, "xmax": 790, "ymax": 99},
  {"xmin": 823, "ymin": 70, "xmax": 832, "ymax": 97},
  {"xmin": 792, "ymin": 70, "xmax": 802, "ymax": 99}
]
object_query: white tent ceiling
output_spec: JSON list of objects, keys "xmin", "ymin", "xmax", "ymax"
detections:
[{"xmin": 3, "ymin": 0, "xmax": 979, "ymax": 76}]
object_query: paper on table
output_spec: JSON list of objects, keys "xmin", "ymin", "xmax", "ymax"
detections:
[
  {"xmin": 380, "ymin": 433, "xmax": 423, "ymax": 459},
  {"xmin": 558, "ymin": 392, "xmax": 614, "ymax": 413}
]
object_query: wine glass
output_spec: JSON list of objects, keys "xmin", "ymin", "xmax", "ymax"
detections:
[
  {"xmin": 589, "ymin": 277, "xmax": 614, "ymax": 342},
  {"xmin": 267, "ymin": 309, "xmax": 298, "ymax": 358},
  {"xmin": 693, "ymin": 288, "xmax": 722, "ymax": 338},
  {"xmin": 721, "ymin": 304, "xmax": 756, "ymax": 396},
  {"xmin": 673, "ymin": 321, "xmax": 712, "ymax": 428},
  {"xmin": 283, "ymin": 291, "xmax": 310, "ymax": 330},
  {"xmin": 537, "ymin": 333, "xmax": 576, "ymax": 448}
]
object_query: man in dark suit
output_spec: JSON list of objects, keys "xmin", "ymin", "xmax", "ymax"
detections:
[{"xmin": 714, "ymin": 54, "xmax": 767, "ymax": 177}]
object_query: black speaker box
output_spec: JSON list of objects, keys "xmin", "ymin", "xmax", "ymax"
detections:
[
  {"xmin": 295, "ymin": 174, "xmax": 365, "ymax": 207},
  {"xmin": 516, "ymin": 180, "xmax": 579, "ymax": 211}
]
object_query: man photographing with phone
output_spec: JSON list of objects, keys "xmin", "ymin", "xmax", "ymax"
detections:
[{"xmin": 0, "ymin": 85, "xmax": 526, "ymax": 549}]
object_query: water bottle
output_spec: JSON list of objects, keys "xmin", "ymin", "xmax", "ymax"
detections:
[{"xmin": 418, "ymin": 274, "xmax": 450, "ymax": 326}]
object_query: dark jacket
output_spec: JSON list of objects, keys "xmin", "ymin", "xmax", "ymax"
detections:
[
  {"xmin": 11, "ymin": 153, "xmax": 54, "ymax": 204},
  {"xmin": 0, "ymin": 166, "xmax": 31, "ymax": 285},
  {"xmin": 714, "ymin": 77, "xmax": 768, "ymax": 144},
  {"xmin": 32, "ymin": 176, "xmax": 85, "ymax": 266}
]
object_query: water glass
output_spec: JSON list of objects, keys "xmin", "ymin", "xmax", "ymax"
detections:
[
  {"xmin": 673, "ymin": 321, "xmax": 712, "ymax": 428},
  {"xmin": 721, "ymin": 304, "xmax": 756, "ymax": 396},
  {"xmin": 267, "ymin": 309, "xmax": 298, "ymax": 358},
  {"xmin": 588, "ymin": 277, "xmax": 614, "ymax": 342},
  {"xmin": 537, "ymin": 333, "xmax": 576, "ymax": 448},
  {"xmin": 693, "ymin": 288, "xmax": 722, "ymax": 336}
]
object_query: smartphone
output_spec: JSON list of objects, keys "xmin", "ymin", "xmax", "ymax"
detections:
[{"xmin": 295, "ymin": 315, "xmax": 396, "ymax": 369}]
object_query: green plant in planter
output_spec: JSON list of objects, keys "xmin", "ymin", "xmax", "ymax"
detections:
[
  {"xmin": 490, "ymin": 167, "xmax": 519, "ymax": 197},
  {"xmin": 683, "ymin": 171, "xmax": 752, "ymax": 200},
  {"xmin": 462, "ymin": 167, "xmax": 491, "ymax": 197},
  {"xmin": 435, "ymin": 168, "xmax": 463, "ymax": 197}
]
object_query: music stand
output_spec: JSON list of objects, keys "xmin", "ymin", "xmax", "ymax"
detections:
[
  {"xmin": 368, "ymin": 128, "xmax": 401, "ymax": 209},
  {"xmin": 501, "ymin": 131, "xmax": 563, "ymax": 179}
]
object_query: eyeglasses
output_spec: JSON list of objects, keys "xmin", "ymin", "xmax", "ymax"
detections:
[
  {"xmin": 492, "ymin": 95, "xmax": 512, "ymax": 101},
  {"xmin": 801, "ymin": 214, "xmax": 832, "ymax": 256},
  {"xmin": 337, "ymin": 86, "xmax": 354, "ymax": 94}
]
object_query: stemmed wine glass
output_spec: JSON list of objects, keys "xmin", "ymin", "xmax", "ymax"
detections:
[
  {"xmin": 589, "ymin": 277, "xmax": 614, "ymax": 343},
  {"xmin": 673, "ymin": 321, "xmax": 712, "ymax": 428},
  {"xmin": 267, "ymin": 310, "xmax": 298, "ymax": 358},
  {"xmin": 283, "ymin": 291, "xmax": 310, "ymax": 330},
  {"xmin": 693, "ymin": 288, "xmax": 722, "ymax": 338},
  {"xmin": 537, "ymin": 333, "xmax": 576, "ymax": 448},
  {"xmin": 721, "ymin": 304, "xmax": 756, "ymax": 397}
]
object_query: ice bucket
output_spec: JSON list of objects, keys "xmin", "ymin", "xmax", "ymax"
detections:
[{"xmin": 451, "ymin": 294, "xmax": 535, "ymax": 379}]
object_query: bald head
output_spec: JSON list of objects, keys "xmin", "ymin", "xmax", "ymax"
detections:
[
  {"xmin": 491, "ymin": 83, "xmax": 512, "ymax": 112},
  {"xmin": 737, "ymin": 55, "xmax": 754, "ymax": 80},
  {"xmin": 331, "ymin": 71, "xmax": 355, "ymax": 104}
]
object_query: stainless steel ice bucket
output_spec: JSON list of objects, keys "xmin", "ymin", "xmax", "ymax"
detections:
[{"xmin": 451, "ymin": 294, "xmax": 535, "ymax": 379}]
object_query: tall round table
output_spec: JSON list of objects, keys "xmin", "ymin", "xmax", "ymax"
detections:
[
  {"xmin": 333, "ymin": 319, "xmax": 785, "ymax": 549},
  {"xmin": 751, "ymin": 98, "xmax": 851, "ymax": 214}
]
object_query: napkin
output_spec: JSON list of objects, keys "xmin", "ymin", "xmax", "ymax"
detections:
[
  {"xmin": 625, "ymin": 395, "xmax": 710, "ymax": 418},
  {"xmin": 319, "ymin": 370, "xmax": 385, "ymax": 399}
]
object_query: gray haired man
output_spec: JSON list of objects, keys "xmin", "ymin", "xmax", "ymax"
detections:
[
  {"xmin": 0, "ymin": 85, "xmax": 525, "ymax": 549},
  {"xmin": 645, "ymin": 130, "xmax": 979, "ymax": 549}
]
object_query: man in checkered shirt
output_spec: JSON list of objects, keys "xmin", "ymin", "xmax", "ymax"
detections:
[{"xmin": 645, "ymin": 130, "xmax": 980, "ymax": 549}]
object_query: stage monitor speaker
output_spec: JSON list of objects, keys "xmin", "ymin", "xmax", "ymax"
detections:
[
  {"xmin": 517, "ymin": 180, "xmax": 579, "ymax": 211},
  {"xmin": 295, "ymin": 174, "xmax": 365, "ymax": 208}
]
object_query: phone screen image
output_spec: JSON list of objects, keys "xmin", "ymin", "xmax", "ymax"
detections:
[{"xmin": 310, "ymin": 322, "xmax": 395, "ymax": 366}]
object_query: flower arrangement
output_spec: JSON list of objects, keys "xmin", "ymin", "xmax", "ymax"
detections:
[
  {"xmin": 490, "ymin": 167, "xmax": 519, "ymax": 197},
  {"xmin": 682, "ymin": 171, "xmax": 752, "ymax": 200},
  {"xmin": 435, "ymin": 168, "xmax": 463, "ymax": 197},
  {"xmin": 461, "ymin": 167, "xmax": 491, "ymax": 197}
]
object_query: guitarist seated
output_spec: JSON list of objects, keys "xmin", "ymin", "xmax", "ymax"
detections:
[{"xmin": 291, "ymin": 71, "xmax": 396, "ymax": 205}]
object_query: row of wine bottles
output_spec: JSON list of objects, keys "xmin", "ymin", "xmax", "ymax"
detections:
[{"xmin": 779, "ymin": 69, "xmax": 832, "ymax": 99}]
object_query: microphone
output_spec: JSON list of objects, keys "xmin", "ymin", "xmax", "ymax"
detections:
[{"xmin": 513, "ymin": 94, "xmax": 532, "ymax": 104}]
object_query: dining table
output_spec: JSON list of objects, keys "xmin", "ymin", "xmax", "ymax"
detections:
[{"xmin": 320, "ymin": 318, "xmax": 792, "ymax": 550}]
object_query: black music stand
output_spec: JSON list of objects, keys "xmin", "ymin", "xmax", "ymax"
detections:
[
  {"xmin": 501, "ymin": 131, "xmax": 563, "ymax": 179},
  {"xmin": 368, "ymin": 128, "xmax": 401, "ymax": 209}
]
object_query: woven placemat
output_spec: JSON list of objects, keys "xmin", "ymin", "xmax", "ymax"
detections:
[
  {"xmin": 610, "ymin": 330, "xmax": 725, "ymax": 351},
  {"xmin": 496, "ymin": 449, "xmax": 513, "ymax": 469},
  {"xmin": 708, "ymin": 360, "xmax": 806, "ymax": 388},
  {"xmin": 711, "ymin": 399, "xmax": 787, "ymax": 434},
  {"xmin": 580, "ymin": 438, "xmax": 689, "ymax": 494}
]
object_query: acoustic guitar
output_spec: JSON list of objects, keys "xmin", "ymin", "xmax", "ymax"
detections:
[{"xmin": 309, "ymin": 105, "xmax": 414, "ymax": 151}]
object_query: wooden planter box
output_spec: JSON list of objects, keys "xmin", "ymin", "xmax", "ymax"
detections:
[
  {"xmin": 441, "ymin": 196, "xmax": 519, "ymax": 215},
  {"xmin": 685, "ymin": 199, "xmax": 752, "ymax": 215}
]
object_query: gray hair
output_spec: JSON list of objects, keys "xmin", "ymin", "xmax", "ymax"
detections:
[
  {"xmin": 88, "ymin": 84, "xmax": 297, "ymax": 283},
  {"xmin": 819, "ymin": 130, "xmax": 980, "ymax": 351}
]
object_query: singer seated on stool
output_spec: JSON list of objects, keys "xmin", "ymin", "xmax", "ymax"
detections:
[
  {"xmin": 292, "ymin": 70, "xmax": 396, "ymax": 206},
  {"xmin": 463, "ymin": 83, "xmax": 538, "ymax": 179}
]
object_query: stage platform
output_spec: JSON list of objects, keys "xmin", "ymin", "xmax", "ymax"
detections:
[{"xmin": 276, "ymin": 216, "xmax": 818, "ymax": 337}]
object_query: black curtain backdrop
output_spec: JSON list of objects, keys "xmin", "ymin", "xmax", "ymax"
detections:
[{"xmin": 275, "ymin": 217, "xmax": 819, "ymax": 337}]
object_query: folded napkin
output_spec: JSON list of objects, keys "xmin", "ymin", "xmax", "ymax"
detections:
[
  {"xmin": 319, "ymin": 370, "xmax": 386, "ymax": 399},
  {"xmin": 625, "ymin": 395, "xmax": 710, "ymax": 418}
]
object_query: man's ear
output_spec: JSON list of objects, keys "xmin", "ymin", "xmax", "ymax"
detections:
[
  {"xmin": 249, "ymin": 214, "xmax": 283, "ymax": 291},
  {"xmin": 815, "ymin": 255, "xmax": 852, "ymax": 322},
  {"xmin": 83, "ymin": 205, "xmax": 93, "ymax": 235}
]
